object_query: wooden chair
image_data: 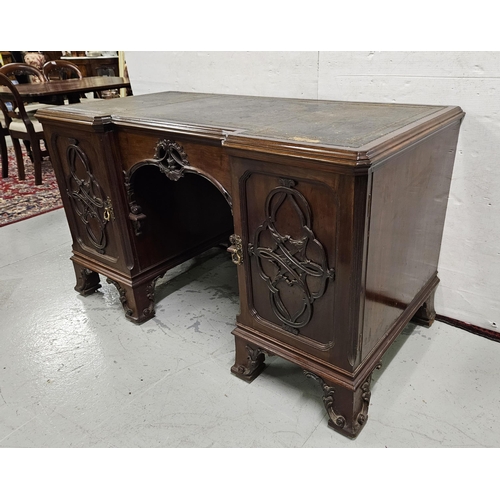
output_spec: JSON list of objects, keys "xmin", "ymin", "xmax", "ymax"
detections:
[
  {"xmin": 0, "ymin": 110, "xmax": 9, "ymax": 178},
  {"xmin": 42, "ymin": 60, "xmax": 82, "ymax": 81},
  {"xmin": 0, "ymin": 62, "xmax": 46, "ymax": 84},
  {"xmin": 0, "ymin": 63, "xmax": 48, "ymax": 178},
  {"xmin": 42, "ymin": 60, "xmax": 84, "ymax": 104},
  {"xmin": 44, "ymin": 60, "xmax": 106, "ymax": 100},
  {"xmin": 0, "ymin": 62, "xmax": 54, "ymax": 111},
  {"xmin": 0, "ymin": 73, "xmax": 49, "ymax": 185}
]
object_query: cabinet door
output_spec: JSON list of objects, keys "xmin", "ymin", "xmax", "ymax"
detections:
[
  {"xmin": 232, "ymin": 156, "xmax": 340, "ymax": 357},
  {"xmin": 46, "ymin": 124, "xmax": 131, "ymax": 273}
]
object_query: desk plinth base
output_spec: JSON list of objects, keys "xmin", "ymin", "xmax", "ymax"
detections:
[
  {"xmin": 230, "ymin": 325, "xmax": 382, "ymax": 439},
  {"xmin": 70, "ymin": 256, "xmax": 166, "ymax": 325},
  {"xmin": 229, "ymin": 277, "xmax": 438, "ymax": 438}
]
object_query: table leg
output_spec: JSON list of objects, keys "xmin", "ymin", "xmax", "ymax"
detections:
[{"xmin": 12, "ymin": 138, "xmax": 25, "ymax": 180}]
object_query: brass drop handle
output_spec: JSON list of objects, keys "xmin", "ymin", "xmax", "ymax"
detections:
[
  {"xmin": 228, "ymin": 234, "xmax": 243, "ymax": 265},
  {"xmin": 103, "ymin": 198, "xmax": 115, "ymax": 222}
]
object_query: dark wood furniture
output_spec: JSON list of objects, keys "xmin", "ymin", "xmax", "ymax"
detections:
[
  {"xmin": 0, "ymin": 62, "xmax": 46, "ymax": 83},
  {"xmin": 0, "ymin": 111, "xmax": 9, "ymax": 178},
  {"xmin": 37, "ymin": 92, "xmax": 464, "ymax": 437},
  {"xmin": 60, "ymin": 56, "xmax": 119, "ymax": 78},
  {"xmin": 0, "ymin": 75, "xmax": 130, "ymax": 182},
  {"xmin": 0, "ymin": 76, "xmax": 131, "ymax": 104},
  {"xmin": 43, "ymin": 60, "xmax": 83, "ymax": 81},
  {"xmin": 0, "ymin": 73, "xmax": 49, "ymax": 184},
  {"xmin": 42, "ymin": 60, "xmax": 84, "ymax": 105},
  {"xmin": 0, "ymin": 62, "xmax": 48, "ymax": 178}
]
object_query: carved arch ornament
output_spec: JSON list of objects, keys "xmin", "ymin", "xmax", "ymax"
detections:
[
  {"xmin": 66, "ymin": 139, "xmax": 113, "ymax": 254},
  {"xmin": 125, "ymin": 139, "xmax": 233, "ymax": 236},
  {"xmin": 249, "ymin": 178, "xmax": 335, "ymax": 334}
]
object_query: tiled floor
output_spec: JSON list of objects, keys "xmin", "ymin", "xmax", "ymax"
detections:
[{"xmin": 1, "ymin": 208, "xmax": 499, "ymax": 448}]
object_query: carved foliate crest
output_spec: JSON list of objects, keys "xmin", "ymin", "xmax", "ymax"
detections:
[{"xmin": 154, "ymin": 139, "xmax": 190, "ymax": 181}]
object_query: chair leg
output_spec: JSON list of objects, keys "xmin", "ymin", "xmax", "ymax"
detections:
[
  {"xmin": 23, "ymin": 140, "xmax": 33, "ymax": 162},
  {"xmin": 32, "ymin": 140, "xmax": 43, "ymax": 185},
  {"xmin": 12, "ymin": 138, "xmax": 25, "ymax": 180},
  {"xmin": 0, "ymin": 134, "xmax": 8, "ymax": 178}
]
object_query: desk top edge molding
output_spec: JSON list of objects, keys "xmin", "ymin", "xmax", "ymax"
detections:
[{"xmin": 36, "ymin": 91, "xmax": 464, "ymax": 167}]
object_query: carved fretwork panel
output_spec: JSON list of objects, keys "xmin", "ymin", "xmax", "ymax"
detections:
[
  {"xmin": 243, "ymin": 173, "xmax": 338, "ymax": 348},
  {"xmin": 65, "ymin": 138, "xmax": 114, "ymax": 255}
]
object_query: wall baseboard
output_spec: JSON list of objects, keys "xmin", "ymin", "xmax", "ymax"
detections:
[{"xmin": 436, "ymin": 315, "xmax": 500, "ymax": 343}]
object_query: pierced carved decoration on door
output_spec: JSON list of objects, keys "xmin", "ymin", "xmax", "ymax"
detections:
[
  {"xmin": 248, "ymin": 178, "xmax": 335, "ymax": 334},
  {"xmin": 66, "ymin": 139, "xmax": 113, "ymax": 254}
]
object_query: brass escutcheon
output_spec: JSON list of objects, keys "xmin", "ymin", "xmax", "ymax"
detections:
[
  {"xmin": 103, "ymin": 198, "xmax": 114, "ymax": 222},
  {"xmin": 228, "ymin": 234, "xmax": 243, "ymax": 265}
]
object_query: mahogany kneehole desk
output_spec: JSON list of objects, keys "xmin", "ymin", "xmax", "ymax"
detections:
[{"xmin": 37, "ymin": 92, "xmax": 464, "ymax": 438}]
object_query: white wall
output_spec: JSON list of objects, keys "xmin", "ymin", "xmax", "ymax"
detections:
[{"xmin": 125, "ymin": 51, "xmax": 500, "ymax": 332}]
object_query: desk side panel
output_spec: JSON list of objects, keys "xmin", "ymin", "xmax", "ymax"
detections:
[{"xmin": 361, "ymin": 120, "xmax": 462, "ymax": 359}]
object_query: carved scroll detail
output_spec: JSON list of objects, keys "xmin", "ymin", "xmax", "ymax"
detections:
[
  {"xmin": 142, "ymin": 273, "xmax": 165, "ymax": 319},
  {"xmin": 106, "ymin": 273, "xmax": 165, "ymax": 320},
  {"xmin": 235, "ymin": 345, "xmax": 268, "ymax": 378},
  {"xmin": 249, "ymin": 178, "xmax": 335, "ymax": 334},
  {"xmin": 304, "ymin": 371, "xmax": 347, "ymax": 429},
  {"xmin": 124, "ymin": 170, "xmax": 147, "ymax": 236},
  {"xmin": 106, "ymin": 278, "xmax": 134, "ymax": 318},
  {"xmin": 155, "ymin": 139, "xmax": 190, "ymax": 181},
  {"xmin": 66, "ymin": 139, "xmax": 110, "ymax": 254},
  {"xmin": 355, "ymin": 362, "xmax": 382, "ymax": 428}
]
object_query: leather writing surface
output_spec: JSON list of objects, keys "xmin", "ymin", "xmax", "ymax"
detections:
[{"xmin": 41, "ymin": 91, "xmax": 446, "ymax": 149}]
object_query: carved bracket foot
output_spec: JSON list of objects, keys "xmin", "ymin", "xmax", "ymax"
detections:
[
  {"xmin": 231, "ymin": 336, "xmax": 269, "ymax": 382},
  {"xmin": 411, "ymin": 287, "xmax": 437, "ymax": 327},
  {"xmin": 73, "ymin": 262, "xmax": 101, "ymax": 296},
  {"xmin": 305, "ymin": 362, "xmax": 382, "ymax": 438},
  {"xmin": 106, "ymin": 273, "xmax": 165, "ymax": 324}
]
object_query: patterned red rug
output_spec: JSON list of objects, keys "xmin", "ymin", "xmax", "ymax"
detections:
[{"xmin": 0, "ymin": 146, "xmax": 63, "ymax": 227}]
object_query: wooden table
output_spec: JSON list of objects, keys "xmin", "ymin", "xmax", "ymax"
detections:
[
  {"xmin": 0, "ymin": 76, "xmax": 131, "ymax": 102},
  {"xmin": 37, "ymin": 92, "xmax": 464, "ymax": 438}
]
